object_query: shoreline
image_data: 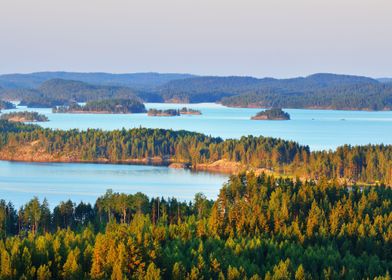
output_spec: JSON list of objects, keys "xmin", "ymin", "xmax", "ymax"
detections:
[
  {"xmin": 0, "ymin": 154, "xmax": 376, "ymax": 186},
  {"xmin": 53, "ymin": 110, "xmax": 146, "ymax": 114},
  {"xmin": 3, "ymin": 118, "xmax": 48, "ymax": 122},
  {"xmin": 221, "ymin": 103, "xmax": 392, "ymax": 112},
  {"xmin": 7, "ymin": 100, "xmax": 392, "ymax": 112},
  {"xmin": 0, "ymin": 154, "xmax": 264, "ymax": 176}
]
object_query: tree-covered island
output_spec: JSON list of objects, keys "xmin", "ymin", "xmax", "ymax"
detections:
[
  {"xmin": 147, "ymin": 108, "xmax": 180, "ymax": 116},
  {"xmin": 179, "ymin": 107, "xmax": 202, "ymax": 115},
  {"xmin": 251, "ymin": 108, "xmax": 290, "ymax": 120},
  {"xmin": 147, "ymin": 107, "xmax": 201, "ymax": 117},
  {"xmin": 52, "ymin": 98, "xmax": 146, "ymax": 114}
]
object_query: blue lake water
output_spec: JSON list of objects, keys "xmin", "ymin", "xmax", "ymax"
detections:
[
  {"xmin": 1, "ymin": 103, "xmax": 392, "ymax": 207},
  {"xmin": 0, "ymin": 161, "xmax": 228, "ymax": 209},
  {"xmin": 2, "ymin": 103, "xmax": 392, "ymax": 150}
]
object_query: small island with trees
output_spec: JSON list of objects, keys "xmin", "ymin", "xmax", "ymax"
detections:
[
  {"xmin": 148, "ymin": 107, "xmax": 202, "ymax": 117},
  {"xmin": 147, "ymin": 108, "xmax": 180, "ymax": 117},
  {"xmin": 0, "ymin": 111, "xmax": 49, "ymax": 122},
  {"xmin": 52, "ymin": 98, "xmax": 146, "ymax": 114},
  {"xmin": 251, "ymin": 108, "xmax": 290, "ymax": 120},
  {"xmin": 179, "ymin": 107, "xmax": 202, "ymax": 115}
]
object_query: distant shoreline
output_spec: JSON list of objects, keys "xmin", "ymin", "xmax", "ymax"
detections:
[
  {"xmin": 53, "ymin": 110, "xmax": 140, "ymax": 114},
  {"xmin": 222, "ymin": 103, "xmax": 392, "ymax": 112},
  {"xmin": 3, "ymin": 100, "xmax": 392, "ymax": 112}
]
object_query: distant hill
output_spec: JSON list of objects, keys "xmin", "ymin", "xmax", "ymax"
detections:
[
  {"xmin": 15, "ymin": 79, "xmax": 164, "ymax": 107},
  {"xmin": 160, "ymin": 73, "xmax": 378, "ymax": 95},
  {"xmin": 159, "ymin": 73, "xmax": 382, "ymax": 105},
  {"xmin": 217, "ymin": 74, "xmax": 391, "ymax": 110},
  {"xmin": 159, "ymin": 76, "xmax": 262, "ymax": 102},
  {"xmin": 304, "ymin": 73, "xmax": 378, "ymax": 86},
  {"xmin": 1, "ymin": 72, "xmax": 392, "ymax": 110},
  {"xmin": 378, "ymin": 78, "xmax": 392, "ymax": 84},
  {"xmin": 0, "ymin": 72, "xmax": 195, "ymax": 90},
  {"xmin": 221, "ymin": 83, "xmax": 392, "ymax": 110},
  {"xmin": 38, "ymin": 79, "xmax": 138, "ymax": 101}
]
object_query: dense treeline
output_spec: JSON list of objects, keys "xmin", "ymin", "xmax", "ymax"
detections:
[
  {"xmin": 53, "ymin": 98, "xmax": 147, "ymax": 114},
  {"xmin": 38, "ymin": 79, "xmax": 139, "ymax": 102},
  {"xmin": 1, "ymin": 121, "xmax": 392, "ymax": 185},
  {"xmin": 221, "ymin": 83, "xmax": 392, "ymax": 110},
  {"xmin": 0, "ymin": 71, "xmax": 194, "ymax": 89},
  {"xmin": 1, "ymin": 79, "xmax": 162, "ymax": 108},
  {"xmin": 19, "ymin": 96, "xmax": 71, "ymax": 108},
  {"xmin": 160, "ymin": 73, "xmax": 392, "ymax": 110},
  {"xmin": 0, "ymin": 120, "xmax": 41, "ymax": 132},
  {"xmin": 0, "ymin": 111, "xmax": 49, "ymax": 122},
  {"xmin": 22, "ymin": 79, "xmax": 150, "ymax": 108},
  {"xmin": 159, "ymin": 76, "xmax": 260, "ymax": 102},
  {"xmin": 0, "ymin": 174, "xmax": 391, "ymax": 279},
  {"xmin": 2, "ymin": 73, "xmax": 392, "ymax": 110}
]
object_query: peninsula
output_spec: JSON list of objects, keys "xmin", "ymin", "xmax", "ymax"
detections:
[
  {"xmin": 1, "ymin": 120, "xmax": 391, "ymax": 185},
  {"xmin": 0, "ymin": 111, "xmax": 48, "ymax": 122}
]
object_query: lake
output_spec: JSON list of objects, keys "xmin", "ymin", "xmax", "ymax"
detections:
[
  {"xmin": 0, "ymin": 161, "xmax": 228, "ymax": 209},
  {"xmin": 2, "ymin": 102, "xmax": 392, "ymax": 206},
  {"xmin": 3, "ymin": 102, "xmax": 392, "ymax": 150}
]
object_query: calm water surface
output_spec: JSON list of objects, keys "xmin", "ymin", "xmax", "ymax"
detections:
[
  {"xmin": 3, "ymin": 103, "xmax": 392, "ymax": 150},
  {"xmin": 0, "ymin": 161, "xmax": 228, "ymax": 208}
]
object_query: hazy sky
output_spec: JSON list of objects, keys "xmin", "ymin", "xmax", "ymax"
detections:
[{"xmin": 0, "ymin": 0, "xmax": 391, "ymax": 77}]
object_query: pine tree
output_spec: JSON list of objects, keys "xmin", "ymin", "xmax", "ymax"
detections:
[
  {"xmin": 295, "ymin": 264, "xmax": 306, "ymax": 280},
  {"xmin": 110, "ymin": 263, "xmax": 123, "ymax": 280},
  {"xmin": 37, "ymin": 264, "xmax": 52, "ymax": 280},
  {"xmin": 271, "ymin": 259, "xmax": 291, "ymax": 280},
  {"xmin": 0, "ymin": 250, "xmax": 12, "ymax": 279},
  {"xmin": 145, "ymin": 263, "xmax": 161, "ymax": 280},
  {"xmin": 62, "ymin": 248, "xmax": 82, "ymax": 280},
  {"xmin": 172, "ymin": 262, "xmax": 186, "ymax": 280}
]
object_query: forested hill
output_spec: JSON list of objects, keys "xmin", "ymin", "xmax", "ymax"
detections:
[
  {"xmin": 0, "ymin": 71, "xmax": 194, "ymax": 89},
  {"xmin": 2, "ymin": 72, "xmax": 392, "ymax": 110},
  {"xmin": 159, "ymin": 73, "xmax": 392, "ymax": 110},
  {"xmin": 378, "ymin": 78, "xmax": 392, "ymax": 83},
  {"xmin": 0, "ymin": 174, "xmax": 390, "ymax": 279},
  {"xmin": 1, "ymin": 120, "xmax": 392, "ymax": 185},
  {"xmin": 159, "ymin": 76, "xmax": 263, "ymax": 102},
  {"xmin": 11, "ymin": 79, "xmax": 162, "ymax": 107},
  {"xmin": 160, "ymin": 73, "xmax": 378, "ymax": 99},
  {"xmin": 221, "ymin": 83, "xmax": 392, "ymax": 110},
  {"xmin": 38, "ymin": 79, "xmax": 141, "ymax": 101}
]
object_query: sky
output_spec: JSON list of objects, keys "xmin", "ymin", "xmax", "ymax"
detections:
[{"xmin": 0, "ymin": 0, "xmax": 391, "ymax": 78}]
